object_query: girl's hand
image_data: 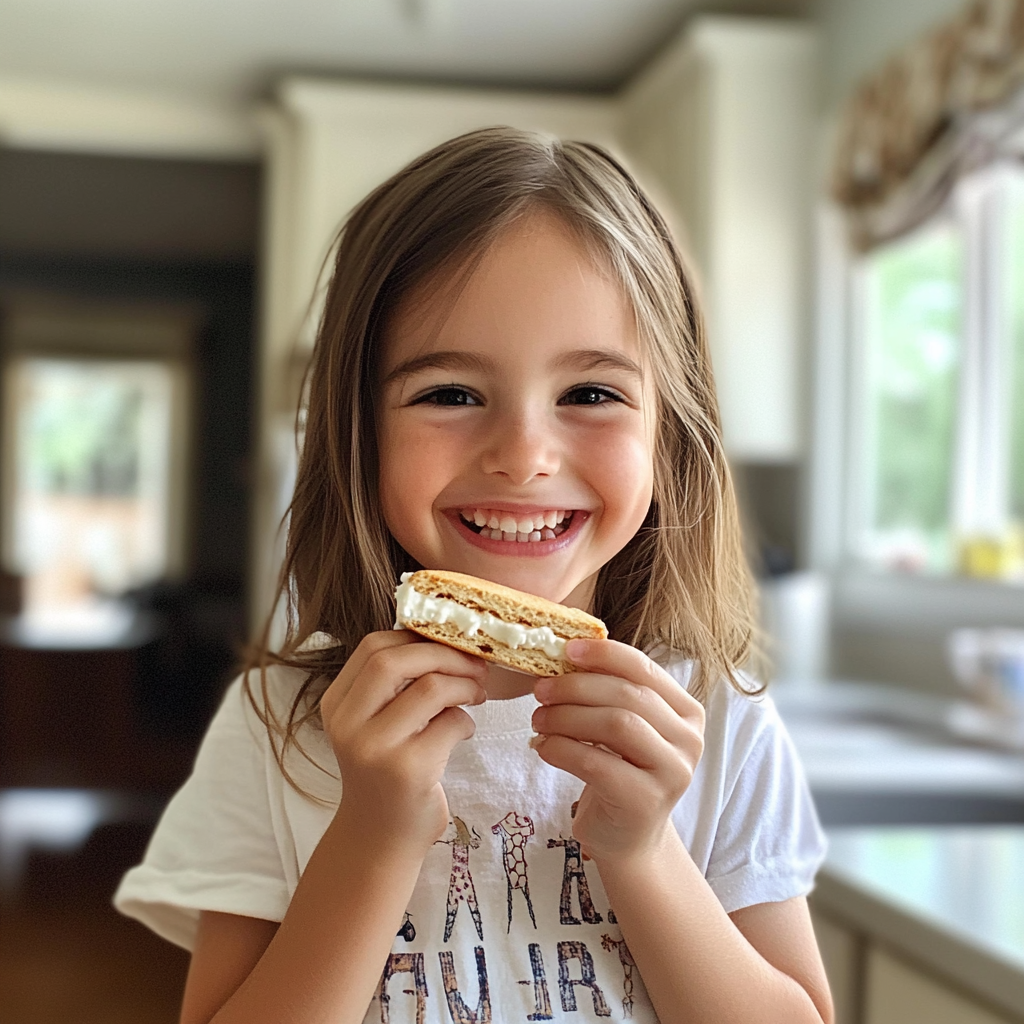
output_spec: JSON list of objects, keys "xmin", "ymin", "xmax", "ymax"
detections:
[
  {"xmin": 530, "ymin": 639, "xmax": 704, "ymax": 864},
  {"xmin": 320, "ymin": 630, "xmax": 487, "ymax": 855}
]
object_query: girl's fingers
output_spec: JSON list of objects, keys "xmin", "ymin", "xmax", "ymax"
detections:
[
  {"xmin": 531, "ymin": 733, "xmax": 649, "ymax": 797},
  {"xmin": 556, "ymin": 639, "xmax": 705, "ymax": 722},
  {"xmin": 334, "ymin": 638, "xmax": 487, "ymax": 724},
  {"xmin": 535, "ymin": 671, "xmax": 695, "ymax": 748},
  {"xmin": 375, "ymin": 672, "xmax": 486, "ymax": 739},
  {"xmin": 321, "ymin": 630, "xmax": 424, "ymax": 718},
  {"xmin": 410, "ymin": 704, "xmax": 478, "ymax": 760},
  {"xmin": 532, "ymin": 703, "xmax": 678, "ymax": 772}
]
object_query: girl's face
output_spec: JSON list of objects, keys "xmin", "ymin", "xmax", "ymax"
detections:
[{"xmin": 377, "ymin": 209, "xmax": 655, "ymax": 610}]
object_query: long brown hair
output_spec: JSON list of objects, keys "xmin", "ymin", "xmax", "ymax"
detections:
[{"xmin": 246, "ymin": 126, "xmax": 758, "ymax": 789}]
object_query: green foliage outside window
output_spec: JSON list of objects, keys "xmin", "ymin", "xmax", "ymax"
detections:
[
  {"xmin": 23, "ymin": 368, "xmax": 143, "ymax": 498},
  {"xmin": 866, "ymin": 224, "xmax": 962, "ymax": 566}
]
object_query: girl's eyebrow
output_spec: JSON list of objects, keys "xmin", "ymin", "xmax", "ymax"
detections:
[
  {"xmin": 382, "ymin": 350, "xmax": 491, "ymax": 386},
  {"xmin": 382, "ymin": 347, "xmax": 643, "ymax": 386},
  {"xmin": 553, "ymin": 348, "xmax": 643, "ymax": 378}
]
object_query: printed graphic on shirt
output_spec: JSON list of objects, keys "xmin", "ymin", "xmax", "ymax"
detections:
[
  {"xmin": 379, "ymin": 952, "xmax": 429, "ymax": 1024},
  {"xmin": 547, "ymin": 834, "xmax": 603, "ymax": 925},
  {"xmin": 517, "ymin": 942, "xmax": 554, "ymax": 1021},
  {"xmin": 378, "ymin": 807, "xmax": 643, "ymax": 1022},
  {"xmin": 438, "ymin": 945, "xmax": 491, "ymax": 1023},
  {"xmin": 557, "ymin": 940, "xmax": 612, "ymax": 1017},
  {"xmin": 437, "ymin": 816, "xmax": 484, "ymax": 942},
  {"xmin": 399, "ymin": 912, "xmax": 416, "ymax": 942},
  {"xmin": 491, "ymin": 811, "xmax": 537, "ymax": 931},
  {"xmin": 601, "ymin": 934, "xmax": 637, "ymax": 1019}
]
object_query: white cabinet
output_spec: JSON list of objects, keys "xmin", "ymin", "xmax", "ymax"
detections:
[
  {"xmin": 809, "ymin": 905, "xmax": 861, "ymax": 1024},
  {"xmin": 621, "ymin": 18, "xmax": 818, "ymax": 462},
  {"xmin": 809, "ymin": 898, "xmax": 1019, "ymax": 1024},
  {"xmin": 864, "ymin": 947, "xmax": 1013, "ymax": 1024}
]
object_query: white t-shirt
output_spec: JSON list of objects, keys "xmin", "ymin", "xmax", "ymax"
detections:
[{"xmin": 115, "ymin": 654, "xmax": 825, "ymax": 1023}]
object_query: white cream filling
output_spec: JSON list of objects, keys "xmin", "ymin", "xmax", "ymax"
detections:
[{"xmin": 395, "ymin": 573, "xmax": 566, "ymax": 659}]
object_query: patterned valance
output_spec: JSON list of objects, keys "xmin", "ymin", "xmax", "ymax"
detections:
[{"xmin": 832, "ymin": 0, "xmax": 1024, "ymax": 250}]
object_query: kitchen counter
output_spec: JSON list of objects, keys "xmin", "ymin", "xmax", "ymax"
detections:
[
  {"xmin": 814, "ymin": 826, "xmax": 1024, "ymax": 1022},
  {"xmin": 774, "ymin": 681, "xmax": 1024, "ymax": 825}
]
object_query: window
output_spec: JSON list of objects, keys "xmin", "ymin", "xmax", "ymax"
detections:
[
  {"xmin": 1, "ymin": 302, "xmax": 192, "ymax": 640},
  {"xmin": 852, "ymin": 163, "xmax": 1024, "ymax": 582}
]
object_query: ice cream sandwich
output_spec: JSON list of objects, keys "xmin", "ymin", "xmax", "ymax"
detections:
[{"xmin": 394, "ymin": 570, "xmax": 607, "ymax": 676}]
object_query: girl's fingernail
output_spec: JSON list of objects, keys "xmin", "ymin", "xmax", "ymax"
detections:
[
  {"xmin": 534, "ymin": 678, "xmax": 552, "ymax": 700},
  {"xmin": 528, "ymin": 733, "xmax": 546, "ymax": 750},
  {"xmin": 566, "ymin": 639, "xmax": 587, "ymax": 659}
]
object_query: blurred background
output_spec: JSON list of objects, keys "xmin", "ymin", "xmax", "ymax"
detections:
[{"xmin": 2, "ymin": 1, "xmax": 1024, "ymax": 1022}]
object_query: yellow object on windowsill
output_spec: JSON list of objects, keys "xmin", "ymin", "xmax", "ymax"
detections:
[{"xmin": 957, "ymin": 528, "xmax": 1024, "ymax": 581}]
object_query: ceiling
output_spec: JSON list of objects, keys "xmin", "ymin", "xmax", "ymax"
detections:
[{"xmin": 0, "ymin": 0, "xmax": 813, "ymax": 104}]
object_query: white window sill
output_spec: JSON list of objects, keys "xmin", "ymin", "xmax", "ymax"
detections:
[{"xmin": 833, "ymin": 567, "xmax": 1024, "ymax": 632}]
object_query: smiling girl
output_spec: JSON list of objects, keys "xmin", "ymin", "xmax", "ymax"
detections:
[{"xmin": 116, "ymin": 128, "xmax": 832, "ymax": 1024}]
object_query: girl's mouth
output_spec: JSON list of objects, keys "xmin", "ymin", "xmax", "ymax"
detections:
[{"xmin": 457, "ymin": 507, "xmax": 575, "ymax": 543}]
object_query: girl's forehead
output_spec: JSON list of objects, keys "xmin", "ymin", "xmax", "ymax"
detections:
[{"xmin": 380, "ymin": 211, "xmax": 640, "ymax": 370}]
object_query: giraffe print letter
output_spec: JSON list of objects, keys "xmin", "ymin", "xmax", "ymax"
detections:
[
  {"xmin": 556, "ymin": 941, "xmax": 611, "ymax": 1017},
  {"xmin": 438, "ymin": 946, "xmax": 491, "ymax": 1024},
  {"xmin": 517, "ymin": 942, "xmax": 553, "ymax": 1021},
  {"xmin": 601, "ymin": 934, "xmax": 637, "ymax": 1019},
  {"xmin": 547, "ymin": 836, "xmax": 603, "ymax": 925},
  {"xmin": 491, "ymin": 811, "xmax": 537, "ymax": 931},
  {"xmin": 438, "ymin": 816, "xmax": 484, "ymax": 942},
  {"xmin": 378, "ymin": 952, "xmax": 428, "ymax": 1024}
]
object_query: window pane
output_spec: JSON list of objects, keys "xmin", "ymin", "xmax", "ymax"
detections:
[
  {"xmin": 862, "ymin": 222, "xmax": 962, "ymax": 572},
  {"xmin": 9, "ymin": 359, "xmax": 176, "ymax": 620}
]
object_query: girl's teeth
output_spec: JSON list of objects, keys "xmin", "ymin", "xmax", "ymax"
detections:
[{"xmin": 461, "ymin": 508, "xmax": 573, "ymax": 541}]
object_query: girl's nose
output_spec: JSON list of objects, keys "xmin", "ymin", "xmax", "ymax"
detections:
[{"xmin": 479, "ymin": 414, "xmax": 560, "ymax": 485}]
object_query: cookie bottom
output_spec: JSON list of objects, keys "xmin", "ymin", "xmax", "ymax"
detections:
[{"xmin": 404, "ymin": 620, "xmax": 572, "ymax": 676}]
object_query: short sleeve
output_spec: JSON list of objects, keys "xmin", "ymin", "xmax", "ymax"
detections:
[
  {"xmin": 114, "ymin": 677, "xmax": 291, "ymax": 950},
  {"xmin": 702, "ymin": 690, "xmax": 827, "ymax": 914}
]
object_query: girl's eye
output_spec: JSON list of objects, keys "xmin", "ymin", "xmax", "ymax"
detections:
[
  {"xmin": 560, "ymin": 385, "xmax": 624, "ymax": 406},
  {"xmin": 414, "ymin": 386, "xmax": 479, "ymax": 407}
]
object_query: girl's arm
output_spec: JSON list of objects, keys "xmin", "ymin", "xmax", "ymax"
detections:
[
  {"xmin": 598, "ymin": 832, "xmax": 832, "ymax": 1024},
  {"xmin": 531, "ymin": 639, "xmax": 832, "ymax": 1024},
  {"xmin": 179, "ymin": 631, "xmax": 488, "ymax": 1024}
]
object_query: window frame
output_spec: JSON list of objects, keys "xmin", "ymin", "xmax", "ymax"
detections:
[{"xmin": 833, "ymin": 161, "xmax": 1024, "ymax": 583}]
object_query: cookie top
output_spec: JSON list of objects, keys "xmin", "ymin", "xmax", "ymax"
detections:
[{"xmin": 403, "ymin": 570, "xmax": 607, "ymax": 640}]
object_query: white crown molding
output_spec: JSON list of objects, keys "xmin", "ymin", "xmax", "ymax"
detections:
[{"xmin": 0, "ymin": 77, "xmax": 260, "ymax": 160}]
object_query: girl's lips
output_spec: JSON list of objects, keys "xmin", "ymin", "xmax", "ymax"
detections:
[{"xmin": 445, "ymin": 508, "xmax": 589, "ymax": 557}]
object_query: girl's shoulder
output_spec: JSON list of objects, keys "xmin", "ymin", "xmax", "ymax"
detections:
[
  {"xmin": 653, "ymin": 649, "xmax": 786, "ymax": 755},
  {"xmin": 201, "ymin": 667, "xmax": 337, "ymax": 802}
]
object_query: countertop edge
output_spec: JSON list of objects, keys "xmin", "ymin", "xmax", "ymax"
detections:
[{"xmin": 813, "ymin": 867, "xmax": 1024, "ymax": 1022}]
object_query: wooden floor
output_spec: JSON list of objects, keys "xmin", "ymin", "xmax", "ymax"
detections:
[{"xmin": 0, "ymin": 812, "xmax": 190, "ymax": 1024}]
